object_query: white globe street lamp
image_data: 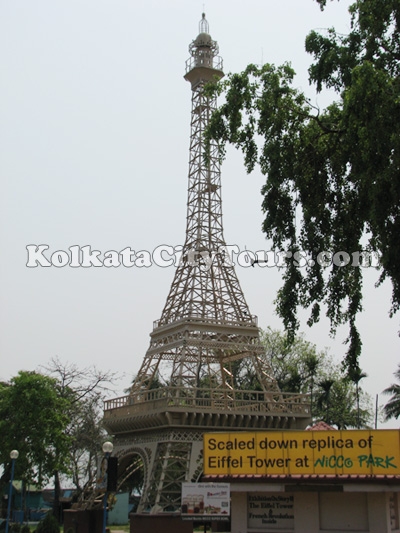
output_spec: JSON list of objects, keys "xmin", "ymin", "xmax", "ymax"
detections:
[
  {"xmin": 102, "ymin": 441, "xmax": 114, "ymax": 455},
  {"xmin": 102, "ymin": 442, "xmax": 114, "ymax": 533},
  {"xmin": 6, "ymin": 450, "xmax": 19, "ymax": 533}
]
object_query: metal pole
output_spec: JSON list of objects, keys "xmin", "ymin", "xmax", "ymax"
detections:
[
  {"xmin": 101, "ymin": 442, "xmax": 113, "ymax": 533},
  {"xmin": 102, "ymin": 488, "xmax": 108, "ymax": 533},
  {"xmin": 5, "ymin": 458, "xmax": 16, "ymax": 533},
  {"xmin": 102, "ymin": 452, "xmax": 110, "ymax": 533}
]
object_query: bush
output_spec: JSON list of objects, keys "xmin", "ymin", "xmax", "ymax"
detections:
[
  {"xmin": 0, "ymin": 521, "xmax": 30, "ymax": 533},
  {"xmin": 35, "ymin": 513, "xmax": 60, "ymax": 533}
]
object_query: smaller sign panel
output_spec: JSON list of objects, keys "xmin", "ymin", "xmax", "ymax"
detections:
[
  {"xmin": 248, "ymin": 493, "xmax": 294, "ymax": 530},
  {"xmin": 181, "ymin": 482, "xmax": 230, "ymax": 521}
]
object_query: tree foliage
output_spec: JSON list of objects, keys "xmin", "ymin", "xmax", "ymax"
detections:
[
  {"xmin": 256, "ymin": 328, "xmax": 373, "ymax": 428},
  {"xmin": 0, "ymin": 360, "xmax": 118, "ymax": 514},
  {"xmin": 314, "ymin": 376, "xmax": 371, "ymax": 429},
  {"xmin": 205, "ymin": 0, "xmax": 400, "ymax": 375},
  {"xmin": 35, "ymin": 511, "xmax": 60, "ymax": 533},
  {"xmin": 259, "ymin": 328, "xmax": 324, "ymax": 396},
  {"xmin": 382, "ymin": 363, "xmax": 400, "ymax": 420},
  {"xmin": 42, "ymin": 357, "xmax": 117, "ymax": 491},
  {"xmin": 0, "ymin": 371, "xmax": 71, "ymax": 487}
]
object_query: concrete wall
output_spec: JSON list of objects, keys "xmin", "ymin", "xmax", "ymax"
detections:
[
  {"xmin": 293, "ymin": 492, "xmax": 319, "ymax": 533},
  {"xmin": 108, "ymin": 491, "xmax": 130, "ymax": 525}
]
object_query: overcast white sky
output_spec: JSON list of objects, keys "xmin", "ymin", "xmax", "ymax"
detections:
[{"xmin": 1, "ymin": 0, "xmax": 398, "ymax": 428}]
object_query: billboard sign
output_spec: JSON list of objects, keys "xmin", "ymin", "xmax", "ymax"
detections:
[
  {"xmin": 203, "ymin": 430, "xmax": 400, "ymax": 476},
  {"xmin": 181, "ymin": 482, "xmax": 230, "ymax": 521}
]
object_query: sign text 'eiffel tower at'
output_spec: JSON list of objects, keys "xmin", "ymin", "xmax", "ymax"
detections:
[{"xmin": 103, "ymin": 13, "xmax": 310, "ymax": 516}]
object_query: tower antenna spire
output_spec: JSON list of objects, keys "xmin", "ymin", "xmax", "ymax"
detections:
[{"xmin": 199, "ymin": 11, "xmax": 209, "ymax": 34}]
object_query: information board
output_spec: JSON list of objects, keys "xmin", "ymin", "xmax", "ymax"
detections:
[
  {"xmin": 181, "ymin": 482, "xmax": 230, "ymax": 521},
  {"xmin": 203, "ymin": 430, "xmax": 400, "ymax": 476}
]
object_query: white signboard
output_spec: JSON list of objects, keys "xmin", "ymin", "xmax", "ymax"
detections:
[
  {"xmin": 248, "ymin": 493, "xmax": 294, "ymax": 530},
  {"xmin": 181, "ymin": 482, "xmax": 230, "ymax": 521}
]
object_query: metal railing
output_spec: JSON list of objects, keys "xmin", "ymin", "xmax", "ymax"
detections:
[
  {"xmin": 104, "ymin": 386, "xmax": 310, "ymax": 416},
  {"xmin": 153, "ymin": 313, "xmax": 258, "ymax": 331},
  {"xmin": 185, "ymin": 55, "xmax": 223, "ymax": 74}
]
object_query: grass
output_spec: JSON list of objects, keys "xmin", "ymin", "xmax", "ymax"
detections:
[{"xmin": 25, "ymin": 524, "xmax": 131, "ymax": 532}]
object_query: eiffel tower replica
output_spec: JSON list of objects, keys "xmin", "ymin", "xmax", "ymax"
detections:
[{"xmin": 104, "ymin": 13, "xmax": 310, "ymax": 517}]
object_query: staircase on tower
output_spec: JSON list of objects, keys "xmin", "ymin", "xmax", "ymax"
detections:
[{"xmin": 103, "ymin": 13, "xmax": 310, "ymax": 515}]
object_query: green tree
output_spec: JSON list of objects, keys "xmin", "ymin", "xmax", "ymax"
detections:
[
  {"xmin": 205, "ymin": 0, "xmax": 400, "ymax": 375},
  {"xmin": 259, "ymin": 327, "xmax": 326, "ymax": 399},
  {"xmin": 0, "ymin": 371, "xmax": 71, "ymax": 487},
  {"xmin": 35, "ymin": 511, "xmax": 60, "ymax": 533},
  {"xmin": 251, "ymin": 328, "xmax": 373, "ymax": 426},
  {"xmin": 382, "ymin": 364, "xmax": 400, "ymax": 420},
  {"xmin": 43, "ymin": 357, "xmax": 116, "ymax": 490},
  {"xmin": 314, "ymin": 377, "xmax": 372, "ymax": 429},
  {"xmin": 348, "ymin": 366, "xmax": 368, "ymax": 428},
  {"xmin": 304, "ymin": 353, "xmax": 320, "ymax": 414},
  {"xmin": 42, "ymin": 358, "xmax": 117, "ymax": 519},
  {"xmin": 316, "ymin": 378, "xmax": 335, "ymax": 423},
  {"xmin": 0, "ymin": 363, "xmax": 117, "ymax": 522}
]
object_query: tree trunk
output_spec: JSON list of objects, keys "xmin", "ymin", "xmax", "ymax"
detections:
[{"xmin": 53, "ymin": 470, "xmax": 61, "ymax": 523}]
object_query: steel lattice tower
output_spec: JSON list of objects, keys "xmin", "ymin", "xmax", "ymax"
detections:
[{"xmin": 104, "ymin": 14, "xmax": 310, "ymax": 516}]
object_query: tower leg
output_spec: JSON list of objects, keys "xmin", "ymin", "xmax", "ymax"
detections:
[{"xmin": 138, "ymin": 432, "xmax": 201, "ymax": 513}]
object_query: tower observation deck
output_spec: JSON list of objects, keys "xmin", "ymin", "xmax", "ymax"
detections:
[{"xmin": 103, "ymin": 14, "xmax": 310, "ymax": 516}]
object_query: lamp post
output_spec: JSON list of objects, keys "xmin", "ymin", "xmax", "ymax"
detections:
[
  {"xmin": 5, "ymin": 450, "xmax": 19, "ymax": 533},
  {"xmin": 102, "ymin": 441, "xmax": 113, "ymax": 533}
]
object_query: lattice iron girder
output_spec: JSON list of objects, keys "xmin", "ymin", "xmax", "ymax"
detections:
[
  {"xmin": 155, "ymin": 313, "xmax": 258, "ymax": 328},
  {"xmin": 148, "ymin": 331, "xmax": 263, "ymax": 347},
  {"xmin": 115, "ymin": 432, "xmax": 206, "ymax": 454},
  {"xmin": 150, "ymin": 323, "xmax": 262, "ymax": 344},
  {"xmin": 142, "ymin": 348, "xmax": 265, "ymax": 365},
  {"xmin": 116, "ymin": 454, "xmax": 145, "ymax": 493},
  {"xmin": 161, "ymin": 272, "xmax": 250, "ymax": 323},
  {"xmin": 138, "ymin": 437, "xmax": 196, "ymax": 513},
  {"xmin": 158, "ymin": 85, "xmax": 252, "ymax": 327},
  {"xmin": 132, "ymin": 357, "xmax": 163, "ymax": 390},
  {"xmin": 149, "ymin": 331, "xmax": 264, "ymax": 348},
  {"xmin": 132, "ymin": 341, "xmax": 279, "ymax": 394},
  {"xmin": 132, "ymin": 316, "xmax": 269, "ymax": 392}
]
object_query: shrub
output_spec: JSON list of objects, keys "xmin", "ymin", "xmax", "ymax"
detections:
[{"xmin": 35, "ymin": 512, "xmax": 60, "ymax": 533}]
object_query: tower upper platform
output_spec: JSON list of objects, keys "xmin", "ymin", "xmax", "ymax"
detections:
[{"xmin": 185, "ymin": 13, "xmax": 224, "ymax": 87}]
